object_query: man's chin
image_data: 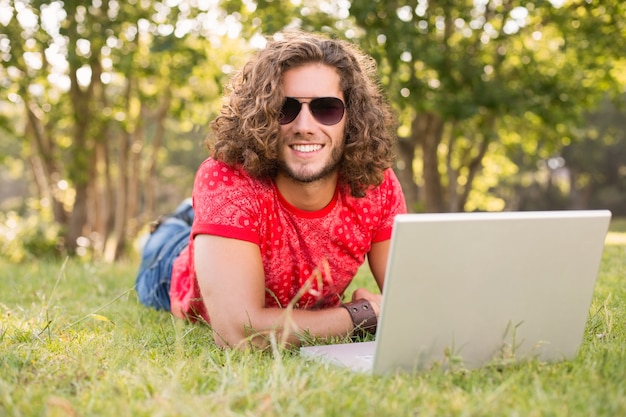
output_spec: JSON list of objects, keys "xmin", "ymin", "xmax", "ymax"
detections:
[{"xmin": 279, "ymin": 164, "xmax": 339, "ymax": 184}]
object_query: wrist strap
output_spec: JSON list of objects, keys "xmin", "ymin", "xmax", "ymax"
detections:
[{"xmin": 341, "ymin": 299, "xmax": 377, "ymax": 338}]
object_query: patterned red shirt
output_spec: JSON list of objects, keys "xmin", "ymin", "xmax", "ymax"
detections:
[{"xmin": 169, "ymin": 158, "xmax": 407, "ymax": 322}]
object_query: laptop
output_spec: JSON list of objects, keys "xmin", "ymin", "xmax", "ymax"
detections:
[{"xmin": 300, "ymin": 210, "xmax": 612, "ymax": 374}]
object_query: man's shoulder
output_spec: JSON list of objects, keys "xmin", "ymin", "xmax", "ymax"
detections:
[
  {"xmin": 195, "ymin": 158, "xmax": 274, "ymax": 198},
  {"xmin": 197, "ymin": 158, "xmax": 265, "ymax": 184},
  {"xmin": 197, "ymin": 158, "xmax": 243, "ymax": 176},
  {"xmin": 338, "ymin": 167, "xmax": 406, "ymax": 216},
  {"xmin": 345, "ymin": 168, "xmax": 402, "ymax": 199}
]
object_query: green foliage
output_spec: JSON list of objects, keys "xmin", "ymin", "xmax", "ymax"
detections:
[
  {"xmin": 344, "ymin": 0, "xmax": 626, "ymax": 211},
  {"xmin": 0, "ymin": 210, "xmax": 64, "ymax": 263},
  {"xmin": 0, "ymin": 0, "xmax": 252, "ymax": 257},
  {"xmin": 1, "ymin": 235, "xmax": 626, "ymax": 416},
  {"xmin": 493, "ymin": 95, "xmax": 626, "ymax": 213}
]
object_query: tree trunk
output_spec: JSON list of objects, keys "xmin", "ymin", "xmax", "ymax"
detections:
[
  {"xmin": 144, "ymin": 88, "xmax": 172, "ymax": 223},
  {"xmin": 64, "ymin": 8, "xmax": 100, "ymax": 254},
  {"xmin": 127, "ymin": 113, "xmax": 143, "ymax": 237},
  {"xmin": 457, "ymin": 123, "xmax": 493, "ymax": 212},
  {"xmin": 445, "ymin": 122, "xmax": 460, "ymax": 212},
  {"xmin": 104, "ymin": 131, "xmax": 130, "ymax": 262},
  {"xmin": 24, "ymin": 103, "xmax": 67, "ymax": 225},
  {"xmin": 65, "ymin": 149, "xmax": 92, "ymax": 253},
  {"xmin": 65, "ymin": 92, "xmax": 94, "ymax": 254},
  {"xmin": 413, "ymin": 113, "xmax": 445, "ymax": 212},
  {"xmin": 68, "ymin": 182, "xmax": 89, "ymax": 251},
  {"xmin": 395, "ymin": 138, "xmax": 420, "ymax": 212},
  {"xmin": 104, "ymin": 73, "xmax": 135, "ymax": 261},
  {"xmin": 86, "ymin": 123, "xmax": 112, "ymax": 257}
]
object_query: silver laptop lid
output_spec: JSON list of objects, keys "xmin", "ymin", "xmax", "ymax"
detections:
[{"xmin": 373, "ymin": 210, "xmax": 611, "ymax": 374}]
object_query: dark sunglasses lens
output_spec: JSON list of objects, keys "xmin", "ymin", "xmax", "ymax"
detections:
[
  {"xmin": 310, "ymin": 98, "xmax": 345, "ymax": 125},
  {"xmin": 278, "ymin": 98, "xmax": 301, "ymax": 125}
]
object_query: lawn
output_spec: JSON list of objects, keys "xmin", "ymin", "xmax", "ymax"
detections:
[{"xmin": 1, "ymin": 223, "xmax": 625, "ymax": 416}]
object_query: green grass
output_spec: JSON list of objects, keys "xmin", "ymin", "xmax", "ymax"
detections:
[{"xmin": 1, "ymin": 234, "xmax": 625, "ymax": 416}]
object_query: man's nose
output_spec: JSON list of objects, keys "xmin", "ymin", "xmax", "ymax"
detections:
[{"xmin": 291, "ymin": 102, "xmax": 317, "ymax": 131}]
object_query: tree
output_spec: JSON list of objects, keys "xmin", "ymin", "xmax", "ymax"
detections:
[
  {"xmin": 0, "ymin": 0, "xmax": 245, "ymax": 259},
  {"xmin": 502, "ymin": 96, "xmax": 626, "ymax": 215},
  {"xmin": 347, "ymin": 0, "xmax": 625, "ymax": 212}
]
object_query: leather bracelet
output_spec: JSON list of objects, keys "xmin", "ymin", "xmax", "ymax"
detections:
[{"xmin": 341, "ymin": 299, "xmax": 377, "ymax": 338}]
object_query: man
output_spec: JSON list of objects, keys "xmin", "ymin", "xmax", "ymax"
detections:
[{"xmin": 136, "ymin": 31, "xmax": 407, "ymax": 348}]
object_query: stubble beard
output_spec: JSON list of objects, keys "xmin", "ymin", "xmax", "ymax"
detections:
[{"xmin": 278, "ymin": 143, "xmax": 344, "ymax": 184}]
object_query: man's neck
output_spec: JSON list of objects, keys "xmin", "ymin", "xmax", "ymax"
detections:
[{"xmin": 274, "ymin": 172, "xmax": 338, "ymax": 212}]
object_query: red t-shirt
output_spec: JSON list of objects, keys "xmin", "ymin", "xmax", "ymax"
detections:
[{"xmin": 169, "ymin": 158, "xmax": 407, "ymax": 322}]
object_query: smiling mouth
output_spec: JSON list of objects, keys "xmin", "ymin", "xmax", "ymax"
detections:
[{"xmin": 291, "ymin": 144, "xmax": 323, "ymax": 153}]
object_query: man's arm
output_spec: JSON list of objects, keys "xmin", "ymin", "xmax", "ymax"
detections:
[
  {"xmin": 367, "ymin": 239, "xmax": 391, "ymax": 292},
  {"xmin": 194, "ymin": 234, "xmax": 376, "ymax": 348}
]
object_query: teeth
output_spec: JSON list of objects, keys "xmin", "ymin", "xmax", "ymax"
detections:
[{"xmin": 291, "ymin": 144, "xmax": 322, "ymax": 153}]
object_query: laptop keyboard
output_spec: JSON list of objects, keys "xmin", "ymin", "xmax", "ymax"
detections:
[{"xmin": 356, "ymin": 354, "xmax": 374, "ymax": 363}]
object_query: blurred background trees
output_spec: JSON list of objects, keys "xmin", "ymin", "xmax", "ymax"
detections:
[{"xmin": 1, "ymin": 0, "xmax": 624, "ymax": 261}]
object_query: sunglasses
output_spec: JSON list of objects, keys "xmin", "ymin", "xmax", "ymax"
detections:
[{"xmin": 278, "ymin": 97, "xmax": 346, "ymax": 126}]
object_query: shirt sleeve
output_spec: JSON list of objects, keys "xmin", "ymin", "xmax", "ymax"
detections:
[
  {"xmin": 190, "ymin": 159, "xmax": 264, "ymax": 245},
  {"xmin": 371, "ymin": 168, "xmax": 408, "ymax": 243}
]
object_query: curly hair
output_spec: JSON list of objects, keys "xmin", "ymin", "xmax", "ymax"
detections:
[{"xmin": 208, "ymin": 31, "xmax": 397, "ymax": 197}]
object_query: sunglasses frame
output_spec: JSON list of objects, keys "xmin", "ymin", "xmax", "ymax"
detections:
[{"xmin": 278, "ymin": 96, "xmax": 346, "ymax": 126}]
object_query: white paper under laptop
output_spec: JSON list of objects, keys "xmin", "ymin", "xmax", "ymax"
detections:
[{"xmin": 300, "ymin": 210, "xmax": 611, "ymax": 374}]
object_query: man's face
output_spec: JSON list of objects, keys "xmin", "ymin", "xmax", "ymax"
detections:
[{"xmin": 277, "ymin": 63, "xmax": 347, "ymax": 184}]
